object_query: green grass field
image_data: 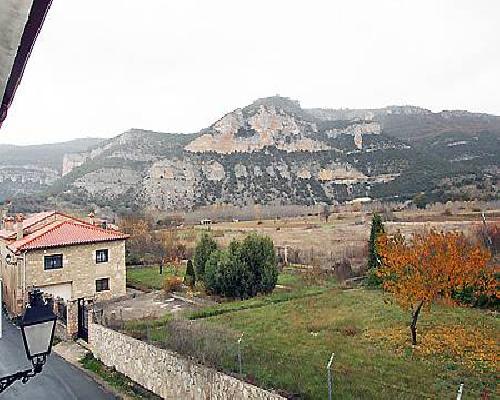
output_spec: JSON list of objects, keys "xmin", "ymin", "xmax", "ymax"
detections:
[
  {"xmin": 204, "ymin": 289, "xmax": 498, "ymax": 399},
  {"xmin": 124, "ymin": 266, "xmax": 498, "ymax": 399},
  {"xmin": 277, "ymin": 271, "xmax": 302, "ymax": 287},
  {"xmin": 126, "ymin": 265, "xmax": 185, "ymax": 291}
]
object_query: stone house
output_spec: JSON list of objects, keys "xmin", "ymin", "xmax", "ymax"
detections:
[{"xmin": 0, "ymin": 211, "xmax": 128, "ymax": 339}]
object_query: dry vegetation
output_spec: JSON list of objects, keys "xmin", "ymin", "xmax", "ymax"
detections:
[{"xmin": 176, "ymin": 205, "xmax": 499, "ymax": 273}]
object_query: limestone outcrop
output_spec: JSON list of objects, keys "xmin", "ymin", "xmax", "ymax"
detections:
[{"xmin": 4, "ymin": 96, "xmax": 498, "ymax": 213}]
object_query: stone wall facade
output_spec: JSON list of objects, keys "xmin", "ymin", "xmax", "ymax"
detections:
[
  {"xmin": 25, "ymin": 240, "xmax": 126, "ymax": 304},
  {"xmin": 1, "ymin": 239, "xmax": 126, "ymax": 338},
  {"xmin": 89, "ymin": 323, "xmax": 285, "ymax": 400}
]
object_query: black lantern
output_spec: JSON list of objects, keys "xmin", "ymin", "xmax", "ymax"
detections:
[
  {"xmin": 5, "ymin": 253, "xmax": 12, "ymax": 264},
  {"xmin": 0, "ymin": 289, "xmax": 57, "ymax": 393},
  {"xmin": 21, "ymin": 290, "xmax": 57, "ymax": 365}
]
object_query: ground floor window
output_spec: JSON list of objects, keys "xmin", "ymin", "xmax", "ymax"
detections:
[{"xmin": 95, "ymin": 278, "xmax": 110, "ymax": 292}]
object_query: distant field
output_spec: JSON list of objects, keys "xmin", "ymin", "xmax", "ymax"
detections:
[{"xmin": 189, "ymin": 209, "xmax": 493, "ymax": 269}]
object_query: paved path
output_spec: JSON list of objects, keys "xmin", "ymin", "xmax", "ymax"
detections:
[{"xmin": 0, "ymin": 313, "xmax": 115, "ymax": 400}]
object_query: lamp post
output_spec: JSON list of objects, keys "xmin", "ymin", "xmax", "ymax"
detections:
[{"xmin": 0, "ymin": 289, "xmax": 57, "ymax": 393}]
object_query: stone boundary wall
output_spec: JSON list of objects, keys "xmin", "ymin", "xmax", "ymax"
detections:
[{"xmin": 89, "ymin": 323, "xmax": 285, "ymax": 400}]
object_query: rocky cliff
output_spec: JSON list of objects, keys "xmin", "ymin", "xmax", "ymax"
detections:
[
  {"xmin": 4, "ymin": 97, "xmax": 499, "ymax": 213},
  {"xmin": 0, "ymin": 138, "xmax": 103, "ymax": 201},
  {"xmin": 186, "ymin": 97, "xmax": 381, "ymax": 154}
]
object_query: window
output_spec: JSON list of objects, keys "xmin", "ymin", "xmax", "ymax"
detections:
[
  {"xmin": 95, "ymin": 278, "xmax": 110, "ymax": 292},
  {"xmin": 96, "ymin": 249, "xmax": 109, "ymax": 263},
  {"xmin": 44, "ymin": 254, "xmax": 63, "ymax": 270}
]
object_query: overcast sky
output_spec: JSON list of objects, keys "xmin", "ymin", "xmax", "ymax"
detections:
[{"xmin": 1, "ymin": 0, "xmax": 499, "ymax": 145}]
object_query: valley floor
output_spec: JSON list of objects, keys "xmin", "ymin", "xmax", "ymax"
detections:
[{"xmin": 118, "ymin": 206, "xmax": 499, "ymax": 399}]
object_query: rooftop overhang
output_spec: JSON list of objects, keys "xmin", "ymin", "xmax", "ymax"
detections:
[{"xmin": 0, "ymin": 0, "xmax": 52, "ymax": 128}]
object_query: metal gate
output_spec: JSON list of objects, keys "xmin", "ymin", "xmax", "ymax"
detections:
[{"xmin": 77, "ymin": 298, "xmax": 88, "ymax": 341}]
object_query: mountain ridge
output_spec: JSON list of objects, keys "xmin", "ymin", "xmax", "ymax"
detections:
[{"xmin": 2, "ymin": 97, "xmax": 498, "ymax": 213}]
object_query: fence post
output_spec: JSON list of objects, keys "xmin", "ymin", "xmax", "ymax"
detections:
[
  {"xmin": 327, "ymin": 352, "xmax": 334, "ymax": 400},
  {"xmin": 237, "ymin": 333, "xmax": 244, "ymax": 375},
  {"xmin": 456, "ymin": 383, "xmax": 464, "ymax": 400}
]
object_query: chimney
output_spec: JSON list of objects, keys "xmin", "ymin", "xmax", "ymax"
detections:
[
  {"xmin": 0, "ymin": 208, "xmax": 7, "ymax": 229},
  {"xmin": 3, "ymin": 216, "xmax": 15, "ymax": 231},
  {"xmin": 88, "ymin": 212, "xmax": 95, "ymax": 226},
  {"xmin": 16, "ymin": 214, "xmax": 25, "ymax": 240}
]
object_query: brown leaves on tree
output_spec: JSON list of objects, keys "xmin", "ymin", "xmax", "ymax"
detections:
[
  {"xmin": 377, "ymin": 230, "xmax": 498, "ymax": 344},
  {"xmin": 120, "ymin": 215, "xmax": 186, "ymax": 265}
]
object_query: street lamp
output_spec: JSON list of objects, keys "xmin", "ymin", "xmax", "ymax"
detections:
[
  {"xmin": 0, "ymin": 289, "xmax": 57, "ymax": 393},
  {"xmin": 21, "ymin": 290, "xmax": 57, "ymax": 365},
  {"xmin": 5, "ymin": 253, "xmax": 12, "ymax": 264}
]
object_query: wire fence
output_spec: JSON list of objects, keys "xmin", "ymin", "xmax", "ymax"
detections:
[
  {"xmin": 279, "ymin": 244, "xmax": 368, "ymax": 270},
  {"xmin": 95, "ymin": 313, "xmax": 495, "ymax": 399}
]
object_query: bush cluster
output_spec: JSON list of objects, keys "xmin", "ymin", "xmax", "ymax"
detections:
[{"xmin": 191, "ymin": 232, "xmax": 278, "ymax": 299}]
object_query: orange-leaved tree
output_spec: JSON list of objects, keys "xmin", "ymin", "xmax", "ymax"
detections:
[{"xmin": 377, "ymin": 230, "xmax": 497, "ymax": 345}]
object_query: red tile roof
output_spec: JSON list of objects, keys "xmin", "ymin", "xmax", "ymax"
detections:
[
  {"xmin": 0, "ymin": 210, "xmax": 58, "ymax": 239},
  {"xmin": 8, "ymin": 220, "xmax": 129, "ymax": 253}
]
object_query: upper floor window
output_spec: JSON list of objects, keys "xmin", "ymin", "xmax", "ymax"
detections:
[
  {"xmin": 96, "ymin": 278, "xmax": 110, "ymax": 292},
  {"xmin": 44, "ymin": 254, "xmax": 63, "ymax": 270},
  {"xmin": 96, "ymin": 249, "xmax": 109, "ymax": 264}
]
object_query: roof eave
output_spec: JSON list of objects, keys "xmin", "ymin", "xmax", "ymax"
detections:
[
  {"xmin": 0, "ymin": 0, "xmax": 53, "ymax": 128},
  {"xmin": 11, "ymin": 235, "xmax": 129, "ymax": 254}
]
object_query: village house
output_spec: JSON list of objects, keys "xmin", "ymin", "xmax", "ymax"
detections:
[{"xmin": 0, "ymin": 210, "xmax": 128, "ymax": 339}]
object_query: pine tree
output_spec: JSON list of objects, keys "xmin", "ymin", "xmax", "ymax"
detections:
[
  {"xmin": 184, "ymin": 259, "xmax": 196, "ymax": 288},
  {"xmin": 368, "ymin": 213, "xmax": 385, "ymax": 269},
  {"xmin": 193, "ymin": 232, "xmax": 217, "ymax": 281}
]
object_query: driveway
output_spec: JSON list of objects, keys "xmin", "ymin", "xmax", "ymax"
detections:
[
  {"xmin": 0, "ymin": 313, "xmax": 115, "ymax": 400},
  {"xmin": 95, "ymin": 290, "xmax": 206, "ymax": 323}
]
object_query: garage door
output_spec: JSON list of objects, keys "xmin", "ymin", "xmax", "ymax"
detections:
[{"xmin": 39, "ymin": 282, "xmax": 72, "ymax": 301}]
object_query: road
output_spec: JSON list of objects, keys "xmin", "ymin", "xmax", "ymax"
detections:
[{"xmin": 0, "ymin": 313, "xmax": 115, "ymax": 400}]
